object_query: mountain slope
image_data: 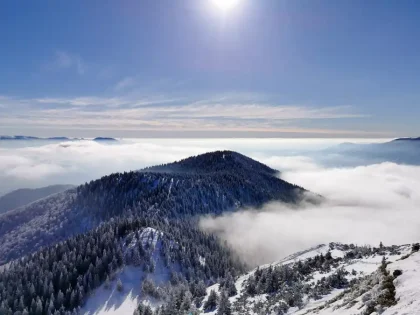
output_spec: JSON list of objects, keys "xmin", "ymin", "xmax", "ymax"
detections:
[
  {"xmin": 201, "ymin": 242, "xmax": 420, "ymax": 315},
  {"xmin": 143, "ymin": 151, "xmax": 277, "ymax": 176},
  {"xmin": 0, "ymin": 217, "xmax": 245, "ymax": 315},
  {"xmin": 0, "ymin": 184, "xmax": 74, "ymax": 215},
  {"xmin": 0, "ymin": 151, "xmax": 306, "ymax": 264}
]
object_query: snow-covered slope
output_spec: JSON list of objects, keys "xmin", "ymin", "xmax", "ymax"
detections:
[
  {"xmin": 299, "ymin": 249, "xmax": 420, "ymax": 315},
  {"xmin": 79, "ymin": 239, "xmax": 420, "ymax": 315},
  {"xmin": 82, "ymin": 227, "xmax": 169, "ymax": 315},
  {"xmin": 202, "ymin": 242, "xmax": 419, "ymax": 315}
]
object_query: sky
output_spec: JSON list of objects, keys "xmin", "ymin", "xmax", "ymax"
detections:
[{"xmin": 1, "ymin": 0, "xmax": 420, "ymax": 138}]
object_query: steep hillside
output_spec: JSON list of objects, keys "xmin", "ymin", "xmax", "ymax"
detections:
[
  {"xmin": 0, "ymin": 151, "xmax": 305, "ymax": 264},
  {"xmin": 2, "ymin": 207, "xmax": 420, "ymax": 315},
  {"xmin": 0, "ymin": 217, "xmax": 245, "ymax": 315},
  {"xmin": 0, "ymin": 184, "xmax": 74, "ymax": 215},
  {"xmin": 200, "ymin": 242, "xmax": 420, "ymax": 315}
]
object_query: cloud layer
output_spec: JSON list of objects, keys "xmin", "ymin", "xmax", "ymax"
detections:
[
  {"xmin": 0, "ymin": 91, "xmax": 382, "ymax": 137},
  {"xmin": 2, "ymin": 138, "xmax": 418, "ymax": 268},
  {"xmin": 200, "ymin": 161, "xmax": 420, "ymax": 266},
  {"xmin": 0, "ymin": 138, "xmax": 389, "ymax": 195}
]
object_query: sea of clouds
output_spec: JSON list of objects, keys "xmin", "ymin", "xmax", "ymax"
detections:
[
  {"xmin": 2, "ymin": 138, "xmax": 419, "ymax": 267},
  {"xmin": 0, "ymin": 138, "xmax": 380, "ymax": 195},
  {"xmin": 200, "ymin": 161, "xmax": 420, "ymax": 266}
]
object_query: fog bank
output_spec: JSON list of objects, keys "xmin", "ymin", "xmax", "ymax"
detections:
[
  {"xmin": 200, "ymin": 162, "xmax": 420, "ymax": 266},
  {"xmin": 0, "ymin": 138, "xmax": 383, "ymax": 194}
]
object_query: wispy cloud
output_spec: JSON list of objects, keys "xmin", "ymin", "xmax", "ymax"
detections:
[
  {"xmin": 0, "ymin": 92, "xmax": 380, "ymax": 137},
  {"xmin": 46, "ymin": 51, "xmax": 85, "ymax": 75},
  {"xmin": 114, "ymin": 77, "xmax": 136, "ymax": 91}
]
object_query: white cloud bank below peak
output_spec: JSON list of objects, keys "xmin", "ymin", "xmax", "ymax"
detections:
[{"xmin": 200, "ymin": 161, "xmax": 420, "ymax": 266}]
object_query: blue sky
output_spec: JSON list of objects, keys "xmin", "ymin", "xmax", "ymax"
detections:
[{"xmin": 1, "ymin": 0, "xmax": 419, "ymax": 138}]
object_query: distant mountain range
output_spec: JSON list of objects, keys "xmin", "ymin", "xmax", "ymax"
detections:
[
  {"xmin": 0, "ymin": 184, "xmax": 74, "ymax": 215},
  {"xmin": 319, "ymin": 137, "xmax": 420, "ymax": 166},
  {"xmin": 0, "ymin": 135, "xmax": 117, "ymax": 141}
]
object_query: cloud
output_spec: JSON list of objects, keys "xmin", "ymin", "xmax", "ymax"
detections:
[
  {"xmin": 114, "ymin": 77, "xmax": 136, "ymax": 91},
  {"xmin": 0, "ymin": 92, "xmax": 385, "ymax": 137},
  {"xmin": 0, "ymin": 138, "xmax": 385, "ymax": 195},
  {"xmin": 47, "ymin": 51, "xmax": 85, "ymax": 75},
  {"xmin": 0, "ymin": 139, "xmax": 211, "ymax": 194},
  {"xmin": 200, "ymin": 160, "xmax": 420, "ymax": 266},
  {"xmin": 35, "ymin": 96, "xmax": 129, "ymax": 107}
]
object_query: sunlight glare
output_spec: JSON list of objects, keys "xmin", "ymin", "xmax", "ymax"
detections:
[{"xmin": 211, "ymin": 0, "xmax": 241, "ymax": 12}]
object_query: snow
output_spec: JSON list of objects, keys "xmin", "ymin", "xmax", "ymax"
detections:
[
  {"xmin": 278, "ymin": 244, "xmax": 330, "ymax": 266},
  {"xmin": 330, "ymin": 249, "xmax": 345, "ymax": 258},
  {"xmin": 0, "ymin": 262, "xmax": 10, "ymax": 272},
  {"xmin": 203, "ymin": 243, "xmax": 417, "ymax": 315},
  {"xmin": 293, "ymin": 248, "xmax": 419, "ymax": 315},
  {"xmin": 82, "ymin": 227, "xmax": 168, "ymax": 315},
  {"xmin": 81, "ymin": 240, "xmax": 420, "ymax": 315},
  {"xmin": 382, "ymin": 251, "xmax": 420, "ymax": 315},
  {"xmin": 167, "ymin": 178, "xmax": 173, "ymax": 199},
  {"xmin": 138, "ymin": 227, "xmax": 162, "ymax": 249},
  {"xmin": 199, "ymin": 255, "xmax": 206, "ymax": 267},
  {"xmin": 200, "ymin": 284, "xmax": 221, "ymax": 315},
  {"xmin": 82, "ymin": 266, "xmax": 145, "ymax": 315}
]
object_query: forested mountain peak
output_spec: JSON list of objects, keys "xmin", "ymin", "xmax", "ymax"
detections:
[
  {"xmin": 142, "ymin": 150, "xmax": 277, "ymax": 175},
  {"xmin": 0, "ymin": 151, "xmax": 305, "ymax": 265}
]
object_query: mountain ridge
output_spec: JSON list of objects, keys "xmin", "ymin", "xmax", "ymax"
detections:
[
  {"xmin": 142, "ymin": 150, "xmax": 278, "ymax": 175},
  {"xmin": 0, "ymin": 150, "xmax": 306, "ymax": 264},
  {"xmin": 0, "ymin": 184, "xmax": 74, "ymax": 215}
]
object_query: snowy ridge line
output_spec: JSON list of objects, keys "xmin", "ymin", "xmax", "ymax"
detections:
[{"xmin": 200, "ymin": 242, "xmax": 418, "ymax": 315}]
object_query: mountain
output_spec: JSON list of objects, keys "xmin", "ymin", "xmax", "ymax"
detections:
[
  {"xmin": 0, "ymin": 217, "xmax": 246, "ymax": 315},
  {"xmin": 2, "ymin": 223, "xmax": 418, "ymax": 315},
  {"xmin": 0, "ymin": 184, "xmax": 74, "ymax": 215},
  {"xmin": 0, "ymin": 135, "xmax": 70, "ymax": 140},
  {"xmin": 0, "ymin": 135, "xmax": 118, "ymax": 141},
  {"xmin": 319, "ymin": 138, "xmax": 420, "ymax": 166},
  {"xmin": 0, "ymin": 135, "xmax": 40, "ymax": 140},
  {"xmin": 143, "ymin": 150, "xmax": 277, "ymax": 175},
  {"xmin": 199, "ymin": 241, "xmax": 420, "ymax": 315},
  {"xmin": 0, "ymin": 150, "xmax": 305, "ymax": 265},
  {"xmin": 0, "ymin": 150, "xmax": 419, "ymax": 315}
]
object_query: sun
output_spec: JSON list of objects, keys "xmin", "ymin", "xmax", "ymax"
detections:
[{"xmin": 211, "ymin": 0, "xmax": 241, "ymax": 12}]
